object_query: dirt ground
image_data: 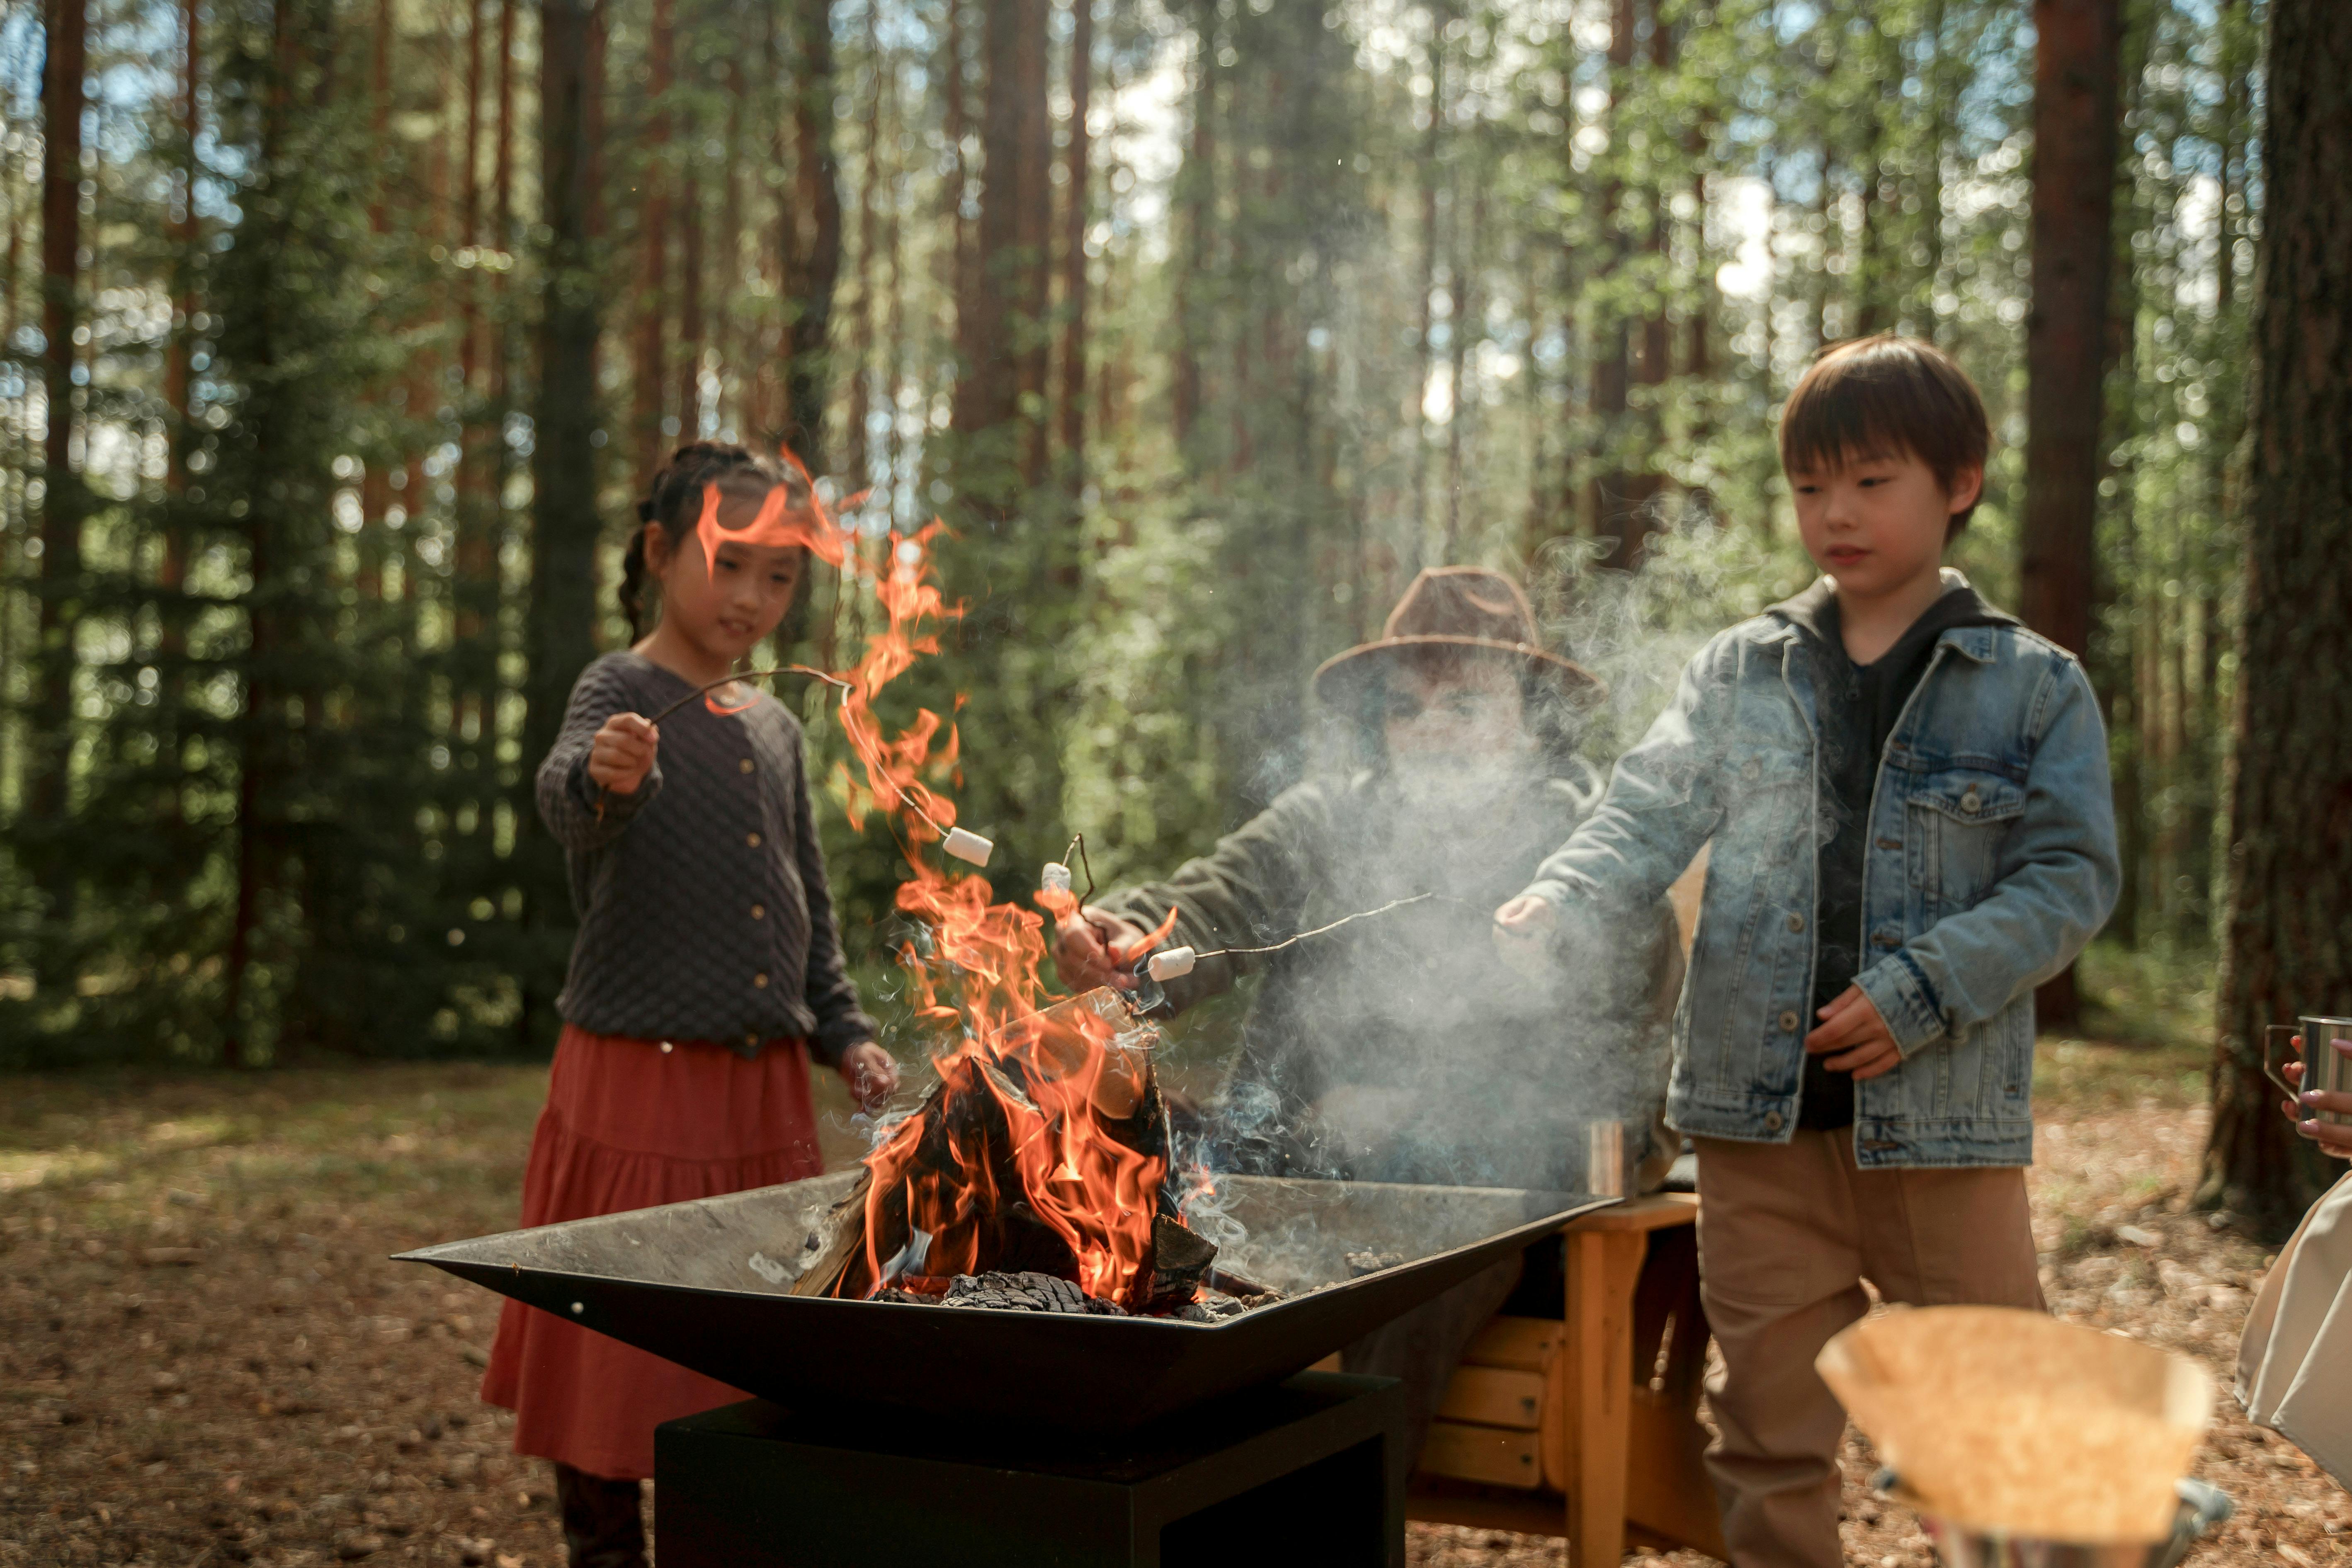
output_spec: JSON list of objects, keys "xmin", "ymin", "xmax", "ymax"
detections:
[{"xmin": 3, "ymin": 1037, "xmax": 2345, "ymax": 1568}]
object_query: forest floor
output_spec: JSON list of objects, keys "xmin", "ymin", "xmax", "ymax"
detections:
[{"xmin": 1, "ymin": 1030, "xmax": 2343, "ymax": 1568}]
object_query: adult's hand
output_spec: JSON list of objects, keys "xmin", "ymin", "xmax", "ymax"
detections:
[
  {"xmin": 588, "ymin": 712, "xmax": 659, "ymax": 795},
  {"xmin": 2282, "ymin": 1036, "xmax": 2352, "ymax": 1159},
  {"xmin": 1490, "ymin": 894, "xmax": 1559, "ymax": 980},
  {"xmin": 1053, "ymin": 907, "xmax": 1147, "ymax": 993}
]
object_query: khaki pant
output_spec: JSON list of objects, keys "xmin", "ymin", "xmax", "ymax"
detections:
[{"xmin": 1694, "ymin": 1132, "xmax": 2044, "ymax": 1568}]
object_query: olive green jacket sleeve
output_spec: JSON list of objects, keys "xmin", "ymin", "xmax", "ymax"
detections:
[{"xmin": 1092, "ymin": 782, "xmax": 1337, "ymax": 1013}]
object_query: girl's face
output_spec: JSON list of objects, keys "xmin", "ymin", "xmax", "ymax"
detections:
[{"xmin": 644, "ymin": 480, "xmax": 806, "ymax": 663}]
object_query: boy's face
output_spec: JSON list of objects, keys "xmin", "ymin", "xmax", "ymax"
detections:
[{"xmin": 1788, "ymin": 447, "xmax": 1982, "ymax": 598}]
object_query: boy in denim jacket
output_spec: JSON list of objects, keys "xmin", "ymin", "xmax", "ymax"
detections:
[{"xmin": 1495, "ymin": 335, "xmax": 2119, "ymax": 1568}]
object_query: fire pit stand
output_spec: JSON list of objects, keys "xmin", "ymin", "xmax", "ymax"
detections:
[{"xmin": 653, "ymin": 1369, "xmax": 1406, "ymax": 1568}]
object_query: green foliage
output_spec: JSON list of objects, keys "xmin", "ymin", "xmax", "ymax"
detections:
[{"xmin": 0, "ymin": 0, "xmax": 2265, "ymax": 1066}]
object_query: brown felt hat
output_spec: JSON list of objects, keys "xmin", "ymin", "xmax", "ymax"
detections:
[{"xmin": 1311, "ymin": 567, "xmax": 1604, "ymax": 711}]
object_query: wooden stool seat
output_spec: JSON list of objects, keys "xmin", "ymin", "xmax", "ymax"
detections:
[{"xmin": 1408, "ymin": 1193, "xmax": 1724, "ymax": 1563}]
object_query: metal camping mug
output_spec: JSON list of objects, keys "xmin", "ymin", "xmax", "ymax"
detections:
[{"xmin": 2263, "ymin": 1017, "xmax": 2352, "ymax": 1128}]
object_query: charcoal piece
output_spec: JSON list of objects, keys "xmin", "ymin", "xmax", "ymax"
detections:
[
  {"xmin": 1344, "ymin": 1250, "xmax": 1405, "ymax": 1279},
  {"xmin": 1176, "ymin": 1290, "xmax": 1259, "ymax": 1323},
  {"xmin": 870, "ymin": 1286, "xmax": 932, "ymax": 1306},
  {"xmin": 939, "ymin": 1271, "xmax": 1124, "ymax": 1316}
]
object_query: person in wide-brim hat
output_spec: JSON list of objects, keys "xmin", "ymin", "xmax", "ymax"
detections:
[
  {"xmin": 1310, "ymin": 565, "xmax": 1604, "ymax": 717},
  {"xmin": 1045, "ymin": 562, "xmax": 1677, "ymax": 1468}
]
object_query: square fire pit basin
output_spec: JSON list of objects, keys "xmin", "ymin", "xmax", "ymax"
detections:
[{"xmin": 395, "ymin": 1170, "xmax": 1612, "ymax": 1432}]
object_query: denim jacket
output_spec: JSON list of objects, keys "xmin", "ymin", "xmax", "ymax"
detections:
[{"xmin": 1520, "ymin": 580, "xmax": 2119, "ymax": 1167}]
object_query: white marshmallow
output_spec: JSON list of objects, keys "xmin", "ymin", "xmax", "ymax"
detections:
[
  {"xmin": 942, "ymin": 827, "xmax": 994, "ymax": 867},
  {"xmin": 1146, "ymin": 946, "xmax": 1197, "ymax": 982},
  {"xmin": 1041, "ymin": 862, "xmax": 1073, "ymax": 894}
]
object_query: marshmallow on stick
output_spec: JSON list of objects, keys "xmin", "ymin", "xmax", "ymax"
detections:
[
  {"xmin": 942, "ymin": 827, "xmax": 994, "ymax": 867},
  {"xmin": 1146, "ymin": 946, "xmax": 1196, "ymax": 982}
]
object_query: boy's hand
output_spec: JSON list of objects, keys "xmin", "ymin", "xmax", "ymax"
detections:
[
  {"xmin": 2282, "ymin": 1038, "xmax": 2352, "ymax": 1159},
  {"xmin": 1491, "ymin": 895, "xmax": 1559, "ymax": 980},
  {"xmin": 838, "ymin": 1042, "xmax": 899, "ymax": 1113},
  {"xmin": 1054, "ymin": 907, "xmax": 1146, "ymax": 993},
  {"xmin": 588, "ymin": 712, "xmax": 659, "ymax": 795},
  {"xmin": 1806, "ymin": 985, "xmax": 1903, "ymax": 1079}
]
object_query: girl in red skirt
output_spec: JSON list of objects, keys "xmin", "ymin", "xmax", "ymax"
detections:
[{"xmin": 483, "ymin": 442, "xmax": 898, "ymax": 1568}]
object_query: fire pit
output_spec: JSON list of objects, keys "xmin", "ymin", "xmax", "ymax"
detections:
[{"xmin": 396, "ymin": 1172, "xmax": 1609, "ymax": 1431}]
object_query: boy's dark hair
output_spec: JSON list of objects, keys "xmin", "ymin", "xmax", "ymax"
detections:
[
  {"xmin": 1780, "ymin": 334, "xmax": 1991, "ymax": 538},
  {"xmin": 619, "ymin": 441, "xmax": 796, "ymax": 638}
]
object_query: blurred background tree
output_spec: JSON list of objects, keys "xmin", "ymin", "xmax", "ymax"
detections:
[{"xmin": 0, "ymin": 0, "xmax": 2325, "ymax": 1221}]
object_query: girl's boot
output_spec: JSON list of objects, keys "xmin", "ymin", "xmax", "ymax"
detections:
[{"xmin": 553, "ymin": 1462, "xmax": 646, "ymax": 1568}]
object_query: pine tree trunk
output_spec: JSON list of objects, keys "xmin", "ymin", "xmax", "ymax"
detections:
[
  {"xmin": 31, "ymin": 0, "xmax": 88, "ymax": 986},
  {"xmin": 1410, "ymin": 1, "xmax": 1445, "ymax": 567},
  {"xmin": 1584, "ymin": 0, "xmax": 1632, "ymax": 556},
  {"xmin": 1008, "ymin": 0, "xmax": 1052, "ymax": 487},
  {"xmin": 678, "ymin": 165, "xmax": 703, "ymax": 441},
  {"xmin": 951, "ymin": 0, "xmax": 1049, "ymax": 504},
  {"xmin": 519, "ymin": 0, "xmax": 607, "ymax": 1050},
  {"xmin": 1168, "ymin": 1, "xmax": 1212, "ymax": 454},
  {"xmin": 2201, "ymin": 0, "xmax": 2352, "ymax": 1238},
  {"xmin": 782, "ymin": 0, "xmax": 842, "ymax": 468},
  {"xmin": 633, "ymin": 0, "xmax": 673, "ymax": 488},
  {"xmin": 2020, "ymin": 0, "xmax": 2121, "ymax": 1030},
  {"xmin": 1055, "ymin": 0, "xmax": 1092, "ymax": 493},
  {"xmin": 846, "ymin": 0, "xmax": 880, "ymax": 484}
]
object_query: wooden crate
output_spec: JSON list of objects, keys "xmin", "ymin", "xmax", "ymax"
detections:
[{"xmin": 1420, "ymin": 1421, "xmax": 1544, "ymax": 1490}]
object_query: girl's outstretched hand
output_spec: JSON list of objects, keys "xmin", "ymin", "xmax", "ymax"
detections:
[
  {"xmin": 839, "ymin": 1041, "xmax": 899, "ymax": 1113},
  {"xmin": 588, "ymin": 712, "xmax": 659, "ymax": 795}
]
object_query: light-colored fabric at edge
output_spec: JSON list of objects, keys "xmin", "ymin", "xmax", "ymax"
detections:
[{"xmin": 2239, "ymin": 1170, "xmax": 2352, "ymax": 1489}]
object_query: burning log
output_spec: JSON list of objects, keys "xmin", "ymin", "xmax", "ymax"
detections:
[{"xmin": 791, "ymin": 988, "xmax": 1233, "ymax": 1317}]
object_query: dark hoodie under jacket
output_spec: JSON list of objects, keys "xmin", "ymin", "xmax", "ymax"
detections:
[{"xmin": 1769, "ymin": 572, "xmax": 2020, "ymax": 1131}]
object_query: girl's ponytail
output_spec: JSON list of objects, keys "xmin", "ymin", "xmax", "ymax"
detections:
[{"xmin": 617, "ymin": 440, "xmax": 788, "ymax": 639}]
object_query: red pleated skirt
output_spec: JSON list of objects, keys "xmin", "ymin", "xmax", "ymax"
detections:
[{"xmin": 481, "ymin": 1024, "xmax": 828, "ymax": 1480}]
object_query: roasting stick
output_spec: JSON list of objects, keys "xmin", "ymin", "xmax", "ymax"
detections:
[
  {"xmin": 1140, "ymin": 892, "xmax": 1451, "ymax": 981},
  {"xmin": 595, "ymin": 664, "xmax": 994, "ymax": 866}
]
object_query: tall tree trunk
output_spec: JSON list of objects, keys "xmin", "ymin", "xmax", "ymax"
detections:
[
  {"xmin": 943, "ymin": 0, "xmax": 974, "ymax": 418},
  {"xmin": 1169, "ymin": 3, "xmax": 1212, "ymax": 454},
  {"xmin": 156, "ymin": 0, "xmax": 200, "ymax": 825},
  {"xmin": 1410, "ymin": 1, "xmax": 1446, "ymax": 569},
  {"xmin": 31, "ymin": 0, "xmax": 88, "ymax": 989},
  {"xmin": 454, "ymin": 0, "xmax": 493, "ymax": 764},
  {"xmin": 677, "ymin": 164, "xmax": 703, "ymax": 442},
  {"xmin": 846, "ymin": 0, "xmax": 881, "ymax": 483},
  {"xmin": 780, "ymin": 0, "xmax": 842, "ymax": 468},
  {"xmin": 520, "ymin": 0, "xmax": 607, "ymax": 1049},
  {"xmin": 1055, "ymin": 0, "xmax": 1092, "ymax": 492},
  {"xmin": 950, "ymin": 0, "xmax": 1049, "ymax": 504},
  {"xmin": 2019, "ymin": 0, "xmax": 2121, "ymax": 1029},
  {"xmin": 2201, "ymin": 0, "xmax": 2352, "ymax": 1237},
  {"xmin": 632, "ymin": 0, "xmax": 673, "ymax": 488},
  {"xmin": 1008, "ymin": 0, "xmax": 1052, "ymax": 487},
  {"xmin": 1584, "ymin": 0, "xmax": 1633, "ymax": 556}
]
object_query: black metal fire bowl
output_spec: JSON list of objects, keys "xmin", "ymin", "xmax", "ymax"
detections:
[{"xmin": 395, "ymin": 1172, "xmax": 1612, "ymax": 1432}]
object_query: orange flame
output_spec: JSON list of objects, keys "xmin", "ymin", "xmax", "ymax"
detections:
[
  {"xmin": 1114, "ymin": 905, "xmax": 1182, "ymax": 968},
  {"xmin": 811, "ymin": 506, "xmax": 1178, "ymax": 1310}
]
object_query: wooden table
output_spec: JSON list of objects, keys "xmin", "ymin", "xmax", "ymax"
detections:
[{"xmin": 1406, "ymin": 1193, "xmax": 1725, "ymax": 1565}]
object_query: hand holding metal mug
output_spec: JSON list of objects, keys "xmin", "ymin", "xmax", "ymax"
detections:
[{"xmin": 2269, "ymin": 1020, "xmax": 2352, "ymax": 1159}]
